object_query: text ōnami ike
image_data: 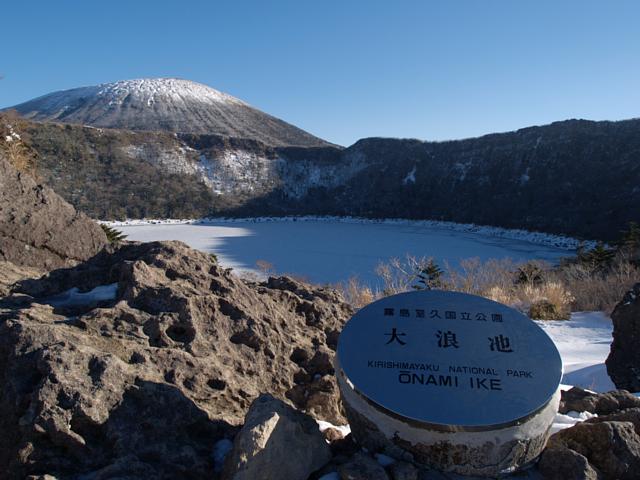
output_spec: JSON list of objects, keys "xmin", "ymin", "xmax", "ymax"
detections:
[{"xmin": 336, "ymin": 290, "xmax": 562, "ymax": 476}]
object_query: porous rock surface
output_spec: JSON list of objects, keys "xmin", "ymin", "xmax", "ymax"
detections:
[
  {"xmin": 0, "ymin": 240, "xmax": 351, "ymax": 478},
  {"xmin": 606, "ymin": 283, "xmax": 640, "ymax": 391},
  {"xmin": 221, "ymin": 394, "xmax": 331, "ymax": 480},
  {"xmin": 0, "ymin": 261, "xmax": 41, "ymax": 297},
  {"xmin": 560, "ymin": 386, "xmax": 640, "ymax": 415},
  {"xmin": 539, "ymin": 407, "xmax": 640, "ymax": 479},
  {"xmin": 0, "ymin": 153, "xmax": 108, "ymax": 270}
]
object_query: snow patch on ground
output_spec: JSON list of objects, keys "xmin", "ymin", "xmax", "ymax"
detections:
[
  {"xmin": 537, "ymin": 312, "xmax": 615, "ymax": 392},
  {"xmin": 317, "ymin": 420, "xmax": 351, "ymax": 438},
  {"xmin": 551, "ymin": 410, "xmax": 598, "ymax": 434},
  {"xmin": 40, "ymin": 283, "xmax": 118, "ymax": 308},
  {"xmin": 4, "ymin": 124, "xmax": 21, "ymax": 142}
]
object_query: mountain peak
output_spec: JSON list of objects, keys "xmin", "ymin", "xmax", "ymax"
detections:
[
  {"xmin": 93, "ymin": 78, "xmax": 248, "ymax": 108},
  {"xmin": 6, "ymin": 78, "xmax": 333, "ymax": 148}
]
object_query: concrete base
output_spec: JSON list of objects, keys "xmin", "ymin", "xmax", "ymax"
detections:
[{"xmin": 337, "ymin": 368, "xmax": 560, "ymax": 477}]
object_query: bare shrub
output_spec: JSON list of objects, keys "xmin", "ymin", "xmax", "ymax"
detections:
[
  {"xmin": 0, "ymin": 110, "xmax": 37, "ymax": 175},
  {"xmin": 555, "ymin": 260, "xmax": 639, "ymax": 314},
  {"xmin": 256, "ymin": 259, "xmax": 275, "ymax": 275},
  {"xmin": 284, "ymin": 273, "xmax": 312, "ymax": 284},
  {"xmin": 372, "ymin": 253, "xmax": 635, "ymax": 317},
  {"xmin": 334, "ymin": 276, "xmax": 376, "ymax": 309},
  {"xmin": 238, "ymin": 270, "xmax": 262, "ymax": 282},
  {"xmin": 375, "ymin": 255, "xmax": 445, "ymax": 295},
  {"xmin": 483, "ymin": 285, "xmax": 516, "ymax": 306},
  {"xmin": 517, "ymin": 282, "xmax": 574, "ymax": 319},
  {"xmin": 444, "ymin": 257, "xmax": 525, "ymax": 297}
]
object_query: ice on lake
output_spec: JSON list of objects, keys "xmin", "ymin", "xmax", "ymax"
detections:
[{"xmin": 117, "ymin": 219, "xmax": 572, "ymax": 288}]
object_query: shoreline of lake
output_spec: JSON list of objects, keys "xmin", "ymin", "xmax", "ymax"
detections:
[{"xmin": 105, "ymin": 215, "xmax": 596, "ymax": 251}]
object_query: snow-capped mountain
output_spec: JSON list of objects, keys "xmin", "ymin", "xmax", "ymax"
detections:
[{"xmin": 6, "ymin": 78, "xmax": 332, "ymax": 148}]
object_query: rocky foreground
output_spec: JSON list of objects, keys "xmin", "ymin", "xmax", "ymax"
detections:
[
  {"xmin": 0, "ymin": 239, "xmax": 351, "ymax": 478},
  {"xmin": 1, "ymin": 239, "xmax": 640, "ymax": 479}
]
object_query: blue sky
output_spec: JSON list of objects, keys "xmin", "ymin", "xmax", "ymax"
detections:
[{"xmin": 1, "ymin": 0, "xmax": 639, "ymax": 146}]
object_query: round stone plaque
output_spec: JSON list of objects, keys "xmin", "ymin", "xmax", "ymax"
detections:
[{"xmin": 337, "ymin": 290, "xmax": 563, "ymax": 430}]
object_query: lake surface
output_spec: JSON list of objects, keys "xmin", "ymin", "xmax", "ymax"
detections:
[{"xmin": 117, "ymin": 220, "xmax": 571, "ymax": 287}]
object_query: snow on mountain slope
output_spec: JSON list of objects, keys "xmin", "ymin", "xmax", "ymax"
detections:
[
  {"xmin": 7, "ymin": 78, "xmax": 333, "ymax": 148},
  {"xmin": 120, "ymin": 137, "xmax": 366, "ymax": 198}
]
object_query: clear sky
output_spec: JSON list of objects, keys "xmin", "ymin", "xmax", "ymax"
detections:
[{"xmin": 1, "ymin": 0, "xmax": 639, "ymax": 146}]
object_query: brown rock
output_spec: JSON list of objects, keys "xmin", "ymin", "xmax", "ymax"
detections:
[
  {"xmin": 221, "ymin": 394, "xmax": 331, "ymax": 480},
  {"xmin": 0, "ymin": 260, "xmax": 42, "ymax": 296},
  {"xmin": 560, "ymin": 387, "xmax": 640, "ymax": 415},
  {"xmin": 538, "ymin": 447, "xmax": 600, "ymax": 480},
  {"xmin": 0, "ymin": 153, "xmax": 108, "ymax": 270},
  {"xmin": 606, "ymin": 283, "xmax": 640, "ymax": 391},
  {"xmin": 541, "ymin": 418, "xmax": 640, "ymax": 479},
  {"xmin": 0, "ymin": 241, "xmax": 353, "ymax": 478},
  {"xmin": 529, "ymin": 299, "xmax": 571, "ymax": 320},
  {"xmin": 324, "ymin": 427, "xmax": 345, "ymax": 443},
  {"xmin": 583, "ymin": 408, "xmax": 640, "ymax": 438}
]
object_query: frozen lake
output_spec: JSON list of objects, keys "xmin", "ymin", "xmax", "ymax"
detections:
[{"xmin": 116, "ymin": 219, "xmax": 573, "ymax": 287}]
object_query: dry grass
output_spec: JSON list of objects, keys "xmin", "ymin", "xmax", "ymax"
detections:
[
  {"xmin": 0, "ymin": 111, "xmax": 38, "ymax": 176},
  {"xmin": 444, "ymin": 257, "xmax": 527, "ymax": 297},
  {"xmin": 256, "ymin": 259, "xmax": 275, "ymax": 276},
  {"xmin": 554, "ymin": 261, "xmax": 639, "ymax": 314},
  {"xmin": 362, "ymin": 254, "xmax": 638, "ymax": 318},
  {"xmin": 374, "ymin": 255, "xmax": 434, "ymax": 295},
  {"xmin": 334, "ymin": 276, "xmax": 376, "ymax": 309},
  {"xmin": 241, "ymin": 251, "xmax": 637, "ymax": 318}
]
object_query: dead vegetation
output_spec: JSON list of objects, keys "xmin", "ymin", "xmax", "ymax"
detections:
[
  {"xmin": 333, "ymin": 227, "xmax": 640, "ymax": 319},
  {"xmin": 0, "ymin": 110, "xmax": 38, "ymax": 176}
]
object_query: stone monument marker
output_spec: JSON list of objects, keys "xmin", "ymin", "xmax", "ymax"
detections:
[{"xmin": 336, "ymin": 290, "xmax": 562, "ymax": 476}]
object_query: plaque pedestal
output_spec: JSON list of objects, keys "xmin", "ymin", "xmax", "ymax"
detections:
[
  {"xmin": 337, "ymin": 362, "xmax": 560, "ymax": 477},
  {"xmin": 335, "ymin": 291, "xmax": 563, "ymax": 477}
]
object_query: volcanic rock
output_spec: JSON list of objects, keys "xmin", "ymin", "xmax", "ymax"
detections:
[
  {"xmin": 0, "ymin": 153, "xmax": 107, "ymax": 270},
  {"xmin": 539, "ymin": 407, "xmax": 640, "ymax": 479},
  {"xmin": 221, "ymin": 394, "xmax": 331, "ymax": 480},
  {"xmin": 323, "ymin": 427, "xmax": 345, "ymax": 443},
  {"xmin": 560, "ymin": 387, "xmax": 640, "ymax": 415},
  {"xmin": 0, "ymin": 261, "xmax": 42, "ymax": 296},
  {"xmin": 606, "ymin": 283, "xmax": 640, "ymax": 391},
  {"xmin": 538, "ymin": 446, "xmax": 600, "ymax": 480},
  {"xmin": 0, "ymin": 240, "xmax": 352, "ymax": 478}
]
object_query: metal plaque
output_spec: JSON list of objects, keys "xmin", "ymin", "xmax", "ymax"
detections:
[{"xmin": 337, "ymin": 290, "xmax": 563, "ymax": 429}]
